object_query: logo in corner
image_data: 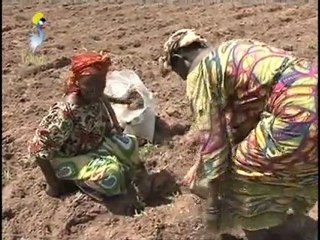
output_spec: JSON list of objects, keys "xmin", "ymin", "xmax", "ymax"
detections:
[{"xmin": 21, "ymin": 12, "xmax": 47, "ymax": 66}]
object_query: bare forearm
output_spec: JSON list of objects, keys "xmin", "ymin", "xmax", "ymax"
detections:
[
  {"xmin": 104, "ymin": 94, "xmax": 130, "ymax": 104},
  {"xmin": 102, "ymin": 97, "xmax": 121, "ymax": 130},
  {"xmin": 35, "ymin": 157, "xmax": 60, "ymax": 188}
]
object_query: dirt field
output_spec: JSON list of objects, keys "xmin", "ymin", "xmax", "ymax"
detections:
[{"xmin": 2, "ymin": 1, "xmax": 318, "ymax": 240}]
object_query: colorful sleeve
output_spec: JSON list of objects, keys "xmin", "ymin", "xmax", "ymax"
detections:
[
  {"xmin": 28, "ymin": 102, "xmax": 74, "ymax": 162},
  {"xmin": 186, "ymin": 54, "xmax": 231, "ymax": 180}
]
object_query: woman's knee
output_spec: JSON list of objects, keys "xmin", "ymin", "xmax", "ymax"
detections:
[
  {"xmin": 98, "ymin": 166, "xmax": 127, "ymax": 196},
  {"xmin": 95, "ymin": 177, "xmax": 125, "ymax": 196}
]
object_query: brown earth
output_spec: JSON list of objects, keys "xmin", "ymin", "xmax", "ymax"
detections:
[{"xmin": 2, "ymin": 1, "xmax": 318, "ymax": 240}]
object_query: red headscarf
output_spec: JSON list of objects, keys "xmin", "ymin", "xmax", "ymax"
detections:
[{"xmin": 65, "ymin": 52, "xmax": 111, "ymax": 95}]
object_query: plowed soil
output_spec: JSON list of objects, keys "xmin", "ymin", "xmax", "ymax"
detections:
[{"xmin": 2, "ymin": 1, "xmax": 318, "ymax": 240}]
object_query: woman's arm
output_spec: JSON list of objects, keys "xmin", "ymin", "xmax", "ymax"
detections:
[
  {"xmin": 186, "ymin": 68, "xmax": 231, "ymax": 181},
  {"xmin": 104, "ymin": 94, "xmax": 131, "ymax": 105},
  {"xmin": 181, "ymin": 103, "xmax": 230, "ymax": 186},
  {"xmin": 101, "ymin": 95, "xmax": 123, "ymax": 133},
  {"xmin": 184, "ymin": 56, "xmax": 233, "ymax": 231},
  {"xmin": 199, "ymin": 105, "xmax": 230, "ymax": 178},
  {"xmin": 28, "ymin": 103, "xmax": 74, "ymax": 197}
]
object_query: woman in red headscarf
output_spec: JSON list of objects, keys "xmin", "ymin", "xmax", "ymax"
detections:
[{"xmin": 28, "ymin": 53, "xmax": 148, "ymax": 201}]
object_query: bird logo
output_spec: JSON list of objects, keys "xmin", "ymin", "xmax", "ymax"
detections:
[{"xmin": 29, "ymin": 12, "xmax": 47, "ymax": 54}]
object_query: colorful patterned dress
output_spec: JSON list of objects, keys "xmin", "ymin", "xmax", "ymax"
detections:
[
  {"xmin": 187, "ymin": 39, "xmax": 318, "ymax": 231},
  {"xmin": 28, "ymin": 100, "xmax": 140, "ymax": 198}
]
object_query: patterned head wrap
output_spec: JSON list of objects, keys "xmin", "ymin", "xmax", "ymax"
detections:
[
  {"xmin": 65, "ymin": 52, "xmax": 111, "ymax": 95},
  {"xmin": 159, "ymin": 29, "xmax": 208, "ymax": 76}
]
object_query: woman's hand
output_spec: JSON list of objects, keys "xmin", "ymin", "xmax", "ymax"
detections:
[
  {"xmin": 106, "ymin": 95, "xmax": 132, "ymax": 105},
  {"xmin": 114, "ymin": 124, "xmax": 124, "ymax": 134},
  {"xmin": 180, "ymin": 133, "xmax": 196, "ymax": 148},
  {"xmin": 180, "ymin": 131, "xmax": 205, "ymax": 148},
  {"xmin": 180, "ymin": 163, "xmax": 198, "ymax": 188},
  {"xmin": 179, "ymin": 150, "xmax": 202, "ymax": 189}
]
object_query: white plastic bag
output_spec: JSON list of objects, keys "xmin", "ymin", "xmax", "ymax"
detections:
[{"xmin": 104, "ymin": 69, "xmax": 156, "ymax": 142}]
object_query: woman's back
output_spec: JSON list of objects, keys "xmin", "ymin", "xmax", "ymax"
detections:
[
  {"xmin": 207, "ymin": 39, "xmax": 317, "ymax": 143},
  {"xmin": 212, "ymin": 39, "xmax": 298, "ymax": 98}
]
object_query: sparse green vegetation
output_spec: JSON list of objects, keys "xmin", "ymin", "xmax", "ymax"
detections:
[
  {"xmin": 139, "ymin": 143, "xmax": 159, "ymax": 159},
  {"xmin": 308, "ymin": 43, "xmax": 316, "ymax": 50},
  {"xmin": 2, "ymin": 168, "xmax": 11, "ymax": 187}
]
